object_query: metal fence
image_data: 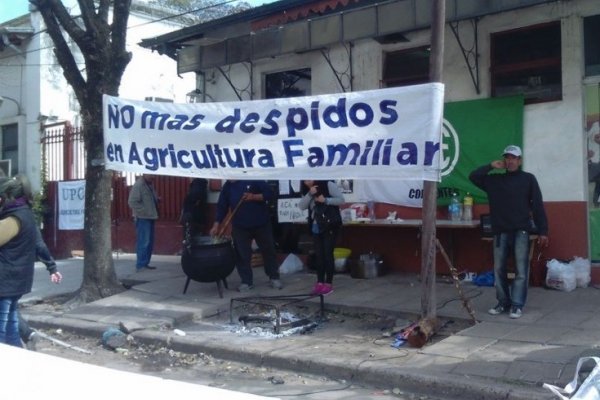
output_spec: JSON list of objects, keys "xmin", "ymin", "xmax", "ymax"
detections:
[
  {"xmin": 42, "ymin": 122, "xmax": 85, "ymax": 181},
  {"xmin": 41, "ymin": 122, "xmax": 190, "ymax": 222}
]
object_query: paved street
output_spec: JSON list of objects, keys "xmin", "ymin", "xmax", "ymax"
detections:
[{"xmin": 21, "ymin": 253, "xmax": 600, "ymax": 400}]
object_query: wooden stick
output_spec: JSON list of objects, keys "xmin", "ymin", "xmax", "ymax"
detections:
[
  {"xmin": 216, "ymin": 196, "xmax": 245, "ymax": 238},
  {"xmin": 436, "ymin": 238, "xmax": 478, "ymax": 324}
]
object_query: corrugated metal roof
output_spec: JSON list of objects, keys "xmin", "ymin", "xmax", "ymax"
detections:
[
  {"xmin": 139, "ymin": 0, "xmax": 380, "ymax": 56},
  {"xmin": 139, "ymin": 0, "xmax": 561, "ymax": 70}
]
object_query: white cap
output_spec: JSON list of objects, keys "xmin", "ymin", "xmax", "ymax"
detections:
[{"xmin": 502, "ymin": 145, "xmax": 522, "ymax": 157}]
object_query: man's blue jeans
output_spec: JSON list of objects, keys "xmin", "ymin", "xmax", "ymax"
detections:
[
  {"xmin": 135, "ymin": 218, "xmax": 155, "ymax": 268},
  {"xmin": 0, "ymin": 296, "xmax": 22, "ymax": 347},
  {"xmin": 493, "ymin": 231, "xmax": 530, "ymax": 309}
]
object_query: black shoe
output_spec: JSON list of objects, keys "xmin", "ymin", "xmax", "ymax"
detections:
[
  {"xmin": 488, "ymin": 304, "xmax": 509, "ymax": 315},
  {"xmin": 136, "ymin": 265, "xmax": 156, "ymax": 272},
  {"xmin": 509, "ymin": 307, "xmax": 523, "ymax": 319}
]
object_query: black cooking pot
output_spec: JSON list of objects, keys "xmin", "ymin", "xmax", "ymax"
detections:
[{"xmin": 181, "ymin": 235, "xmax": 236, "ymax": 294}]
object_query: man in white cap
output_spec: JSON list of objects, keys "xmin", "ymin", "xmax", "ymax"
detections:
[{"xmin": 469, "ymin": 145, "xmax": 549, "ymax": 319}]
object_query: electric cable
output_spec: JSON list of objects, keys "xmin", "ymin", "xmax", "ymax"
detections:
[
  {"xmin": 436, "ymin": 287, "xmax": 483, "ymax": 310},
  {"xmin": 0, "ymin": 0, "xmax": 249, "ymax": 63}
]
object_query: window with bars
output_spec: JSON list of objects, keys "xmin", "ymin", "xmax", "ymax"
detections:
[
  {"xmin": 1, "ymin": 123, "xmax": 18, "ymax": 176},
  {"xmin": 584, "ymin": 14, "xmax": 600, "ymax": 77},
  {"xmin": 265, "ymin": 68, "xmax": 311, "ymax": 98},
  {"xmin": 491, "ymin": 22, "xmax": 562, "ymax": 104},
  {"xmin": 382, "ymin": 46, "xmax": 430, "ymax": 88}
]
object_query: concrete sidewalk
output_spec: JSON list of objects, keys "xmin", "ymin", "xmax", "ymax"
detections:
[{"xmin": 22, "ymin": 254, "xmax": 600, "ymax": 400}]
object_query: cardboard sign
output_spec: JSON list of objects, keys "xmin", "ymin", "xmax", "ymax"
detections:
[{"xmin": 277, "ymin": 198, "xmax": 308, "ymax": 223}]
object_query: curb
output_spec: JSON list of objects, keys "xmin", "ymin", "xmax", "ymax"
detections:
[{"xmin": 26, "ymin": 314, "xmax": 553, "ymax": 400}]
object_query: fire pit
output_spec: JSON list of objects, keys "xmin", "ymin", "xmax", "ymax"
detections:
[{"xmin": 230, "ymin": 294, "xmax": 324, "ymax": 334}]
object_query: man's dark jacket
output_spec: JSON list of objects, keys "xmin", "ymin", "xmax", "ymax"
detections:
[{"xmin": 469, "ymin": 164, "xmax": 548, "ymax": 236}]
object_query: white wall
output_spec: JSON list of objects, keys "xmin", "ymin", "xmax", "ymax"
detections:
[
  {"xmin": 120, "ymin": 11, "xmax": 195, "ymax": 103},
  {"xmin": 0, "ymin": 5, "xmax": 196, "ymax": 192},
  {"xmin": 0, "ymin": 14, "xmax": 42, "ymax": 184}
]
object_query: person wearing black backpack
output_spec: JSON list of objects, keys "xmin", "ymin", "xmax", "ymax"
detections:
[{"xmin": 298, "ymin": 180, "xmax": 344, "ymax": 296}]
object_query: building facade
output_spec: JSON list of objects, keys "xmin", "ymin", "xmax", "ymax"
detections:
[
  {"xmin": 139, "ymin": 0, "xmax": 600, "ymax": 280},
  {"xmin": 0, "ymin": 1, "xmax": 196, "ymax": 191}
]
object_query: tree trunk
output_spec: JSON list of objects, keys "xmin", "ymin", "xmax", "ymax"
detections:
[
  {"xmin": 32, "ymin": 0, "xmax": 132, "ymax": 302},
  {"xmin": 78, "ymin": 103, "xmax": 123, "ymax": 302}
]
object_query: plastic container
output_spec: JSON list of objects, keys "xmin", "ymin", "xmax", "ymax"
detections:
[
  {"xmin": 448, "ymin": 192, "xmax": 462, "ymax": 221},
  {"xmin": 333, "ymin": 247, "xmax": 351, "ymax": 273},
  {"xmin": 334, "ymin": 258, "xmax": 348, "ymax": 272},
  {"xmin": 367, "ymin": 201, "xmax": 375, "ymax": 222},
  {"xmin": 462, "ymin": 192, "xmax": 473, "ymax": 221},
  {"xmin": 334, "ymin": 247, "xmax": 352, "ymax": 259}
]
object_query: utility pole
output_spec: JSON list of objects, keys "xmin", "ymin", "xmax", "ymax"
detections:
[{"xmin": 420, "ymin": 0, "xmax": 446, "ymax": 319}]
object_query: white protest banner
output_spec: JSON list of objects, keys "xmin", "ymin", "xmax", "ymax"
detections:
[
  {"xmin": 58, "ymin": 180, "xmax": 85, "ymax": 230},
  {"xmin": 354, "ymin": 180, "xmax": 424, "ymax": 208},
  {"xmin": 277, "ymin": 198, "xmax": 308, "ymax": 223},
  {"xmin": 103, "ymin": 84, "xmax": 444, "ymax": 181}
]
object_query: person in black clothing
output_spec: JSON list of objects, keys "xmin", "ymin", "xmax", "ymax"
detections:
[
  {"xmin": 469, "ymin": 145, "xmax": 549, "ymax": 319},
  {"xmin": 209, "ymin": 180, "xmax": 281, "ymax": 292},
  {"xmin": 11, "ymin": 174, "xmax": 62, "ymax": 348},
  {"xmin": 0, "ymin": 177, "xmax": 37, "ymax": 346},
  {"xmin": 181, "ymin": 178, "xmax": 208, "ymax": 238},
  {"xmin": 298, "ymin": 180, "xmax": 344, "ymax": 296}
]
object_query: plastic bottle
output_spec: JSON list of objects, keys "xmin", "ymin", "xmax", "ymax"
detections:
[
  {"xmin": 462, "ymin": 192, "xmax": 473, "ymax": 221},
  {"xmin": 448, "ymin": 192, "xmax": 462, "ymax": 221},
  {"xmin": 367, "ymin": 200, "xmax": 375, "ymax": 222}
]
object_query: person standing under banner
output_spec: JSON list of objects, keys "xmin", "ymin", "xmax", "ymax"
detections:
[
  {"xmin": 469, "ymin": 145, "xmax": 549, "ymax": 319},
  {"xmin": 209, "ymin": 180, "xmax": 282, "ymax": 292},
  {"xmin": 180, "ymin": 178, "xmax": 208, "ymax": 238},
  {"xmin": 298, "ymin": 180, "xmax": 344, "ymax": 296},
  {"xmin": 128, "ymin": 174, "xmax": 159, "ymax": 272}
]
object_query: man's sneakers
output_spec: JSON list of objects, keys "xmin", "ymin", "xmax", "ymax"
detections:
[
  {"xmin": 238, "ymin": 280, "xmax": 282, "ymax": 292},
  {"xmin": 509, "ymin": 307, "xmax": 523, "ymax": 319},
  {"xmin": 269, "ymin": 279, "xmax": 283, "ymax": 290},
  {"xmin": 488, "ymin": 304, "xmax": 509, "ymax": 315},
  {"xmin": 237, "ymin": 283, "xmax": 254, "ymax": 292},
  {"xmin": 488, "ymin": 303, "xmax": 523, "ymax": 319}
]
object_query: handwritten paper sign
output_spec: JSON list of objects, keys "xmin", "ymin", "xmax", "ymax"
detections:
[{"xmin": 277, "ymin": 198, "xmax": 308, "ymax": 223}]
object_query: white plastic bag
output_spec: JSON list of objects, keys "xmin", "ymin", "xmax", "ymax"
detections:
[
  {"xmin": 546, "ymin": 259, "xmax": 577, "ymax": 292},
  {"xmin": 544, "ymin": 356, "xmax": 600, "ymax": 399},
  {"xmin": 571, "ymin": 257, "xmax": 591, "ymax": 288},
  {"xmin": 279, "ymin": 253, "xmax": 303, "ymax": 274}
]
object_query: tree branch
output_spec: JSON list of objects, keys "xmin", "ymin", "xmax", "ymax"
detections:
[
  {"xmin": 32, "ymin": 0, "xmax": 86, "ymax": 44},
  {"xmin": 30, "ymin": 0, "xmax": 86, "ymax": 93},
  {"xmin": 77, "ymin": 0, "xmax": 103, "ymax": 38},
  {"xmin": 97, "ymin": 0, "xmax": 110, "ymax": 21},
  {"xmin": 111, "ymin": 0, "xmax": 131, "ymax": 54}
]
